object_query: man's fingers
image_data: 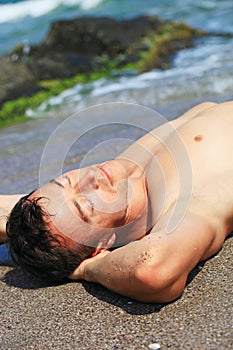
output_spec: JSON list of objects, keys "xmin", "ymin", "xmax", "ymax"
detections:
[
  {"xmin": 91, "ymin": 250, "xmax": 110, "ymax": 259},
  {"xmin": 69, "ymin": 250, "xmax": 110, "ymax": 280},
  {"xmin": 68, "ymin": 260, "xmax": 87, "ymax": 280}
]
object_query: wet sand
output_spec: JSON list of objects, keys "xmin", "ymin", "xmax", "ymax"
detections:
[{"xmin": 0, "ymin": 97, "xmax": 232, "ymax": 349}]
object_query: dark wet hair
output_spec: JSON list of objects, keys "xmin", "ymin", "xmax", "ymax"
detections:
[{"xmin": 6, "ymin": 193, "xmax": 96, "ymax": 282}]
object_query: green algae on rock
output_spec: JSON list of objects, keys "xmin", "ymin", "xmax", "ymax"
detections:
[
  {"xmin": 136, "ymin": 21, "xmax": 206, "ymax": 72},
  {"xmin": 0, "ymin": 70, "xmax": 112, "ymax": 128}
]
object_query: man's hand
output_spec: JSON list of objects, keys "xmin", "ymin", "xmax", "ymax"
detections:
[{"xmin": 69, "ymin": 250, "xmax": 110, "ymax": 280}]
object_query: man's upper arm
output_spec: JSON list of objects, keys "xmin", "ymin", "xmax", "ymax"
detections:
[
  {"xmin": 124, "ymin": 212, "xmax": 216, "ymax": 302},
  {"xmin": 150, "ymin": 211, "xmax": 216, "ymax": 265}
]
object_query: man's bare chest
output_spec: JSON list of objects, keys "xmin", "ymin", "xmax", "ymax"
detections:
[{"xmin": 148, "ymin": 114, "xmax": 233, "ymax": 231}]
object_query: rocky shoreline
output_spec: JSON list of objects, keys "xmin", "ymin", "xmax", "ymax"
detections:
[{"xmin": 0, "ymin": 15, "xmax": 207, "ymax": 126}]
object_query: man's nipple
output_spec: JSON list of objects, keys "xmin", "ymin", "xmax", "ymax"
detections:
[{"xmin": 194, "ymin": 134, "xmax": 203, "ymax": 142}]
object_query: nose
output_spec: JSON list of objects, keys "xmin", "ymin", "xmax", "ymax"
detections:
[{"xmin": 75, "ymin": 167, "xmax": 99, "ymax": 193}]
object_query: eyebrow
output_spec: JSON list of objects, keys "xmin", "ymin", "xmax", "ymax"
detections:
[
  {"xmin": 49, "ymin": 179, "xmax": 65, "ymax": 188},
  {"xmin": 49, "ymin": 175, "xmax": 71, "ymax": 189}
]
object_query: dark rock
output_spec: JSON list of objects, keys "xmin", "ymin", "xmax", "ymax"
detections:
[
  {"xmin": 28, "ymin": 53, "xmax": 96, "ymax": 80},
  {"xmin": 0, "ymin": 58, "xmax": 41, "ymax": 105},
  {"xmin": 0, "ymin": 15, "xmax": 206, "ymax": 107},
  {"xmin": 41, "ymin": 16, "xmax": 162, "ymax": 56}
]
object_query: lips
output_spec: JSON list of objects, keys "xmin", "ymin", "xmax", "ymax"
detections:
[{"xmin": 98, "ymin": 165, "xmax": 113, "ymax": 186}]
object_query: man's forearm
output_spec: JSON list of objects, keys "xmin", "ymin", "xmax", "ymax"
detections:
[
  {"xmin": 0, "ymin": 194, "xmax": 26, "ymax": 243},
  {"xmin": 84, "ymin": 247, "xmax": 150, "ymax": 301},
  {"xmin": 0, "ymin": 208, "xmax": 9, "ymax": 242},
  {"xmin": 84, "ymin": 244, "xmax": 139, "ymax": 294},
  {"xmin": 0, "ymin": 213, "xmax": 7, "ymax": 243}
]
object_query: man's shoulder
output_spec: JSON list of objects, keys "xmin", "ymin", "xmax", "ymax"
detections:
[
  {"xmin": 151, "ymin": 207, "xmax": 216, "ymax": 237},
  {"xmin": 171, "ymin": 101, "xmax": 217, "ymax": 126},
  {"xmin": 149, "ymin": 205, "xmax": 225, "ymax": 261}
]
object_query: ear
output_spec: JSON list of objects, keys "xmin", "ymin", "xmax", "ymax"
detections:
[{"xmin": 91, "ymin": 232, "xmax": 116, "ymax": 257}]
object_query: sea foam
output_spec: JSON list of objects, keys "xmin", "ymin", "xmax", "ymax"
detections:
[{"xmin": 0, "ymin": 0, "xmax": 103, "ymax": 23}]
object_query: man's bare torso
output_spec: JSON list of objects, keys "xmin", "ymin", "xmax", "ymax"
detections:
[{"xmin": 147, "ymin": 101, "xmax": 233, "ymax": 260}]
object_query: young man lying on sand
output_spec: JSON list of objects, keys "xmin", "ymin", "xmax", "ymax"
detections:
[{"xmin": 0, "ymin": 101, "xmax": 232, "ymax": 303}]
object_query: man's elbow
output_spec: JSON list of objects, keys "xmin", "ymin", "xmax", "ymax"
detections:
[{"xmin": 134, "ymin": 263, "xmax": 186, "ymax": 303}]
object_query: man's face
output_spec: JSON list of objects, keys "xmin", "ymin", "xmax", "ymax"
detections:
[{"xmin": 31, "ymin": 160, "xmax": 147, "ymax": 248}]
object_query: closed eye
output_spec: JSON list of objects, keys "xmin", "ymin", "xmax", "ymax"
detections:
[{"xmin": 73, "ymin": 198, "xmax": 94, "ymax": 222}]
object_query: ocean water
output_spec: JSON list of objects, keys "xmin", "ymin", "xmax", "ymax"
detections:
[
  {"xmin": 0, "ymin": 0, "xmax": 232, "ymax": 56},
  {"xmin": 0, "ymin": 0, "xmax": 233, "ymax": 112}
]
